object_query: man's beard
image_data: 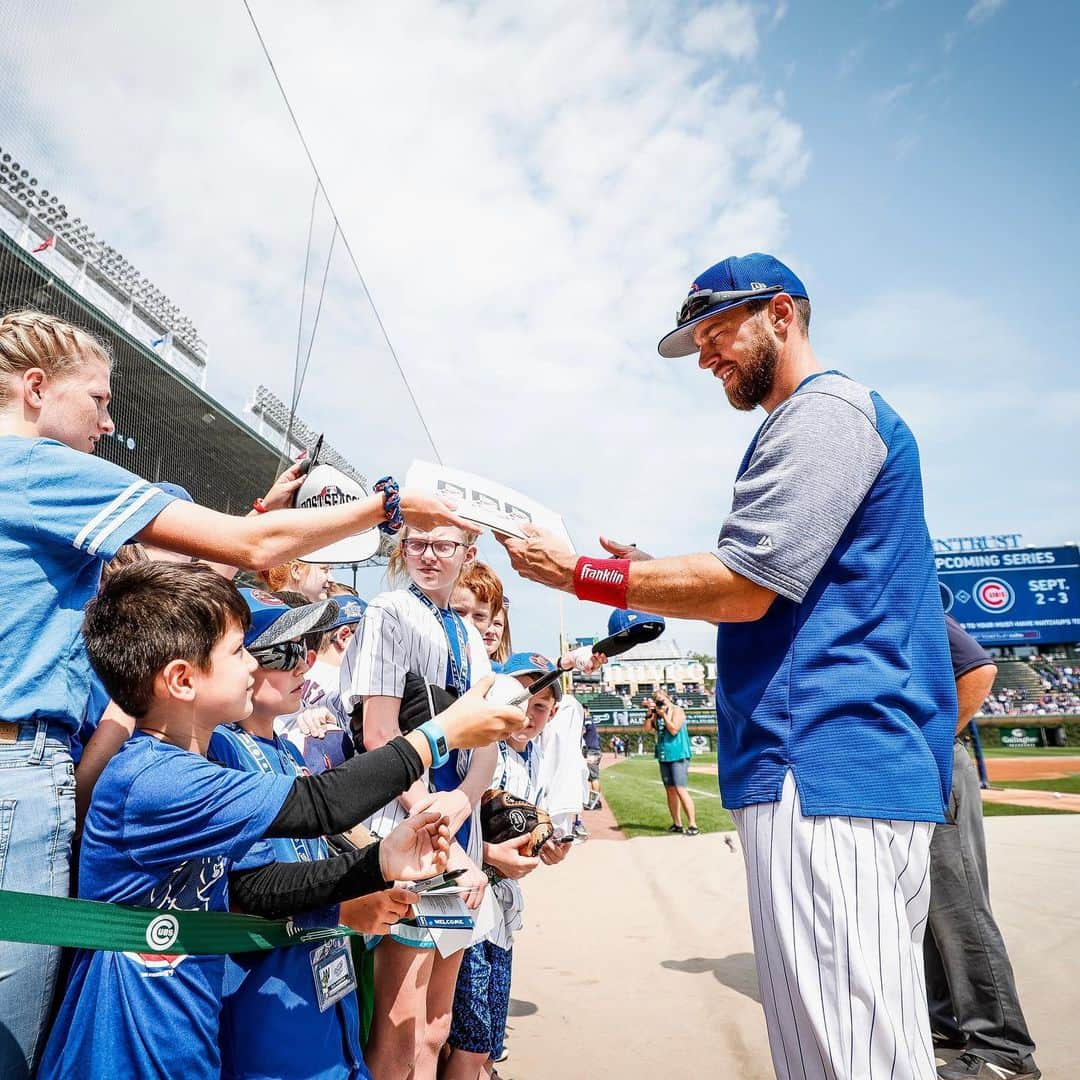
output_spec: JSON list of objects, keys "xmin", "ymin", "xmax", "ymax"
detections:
[{"xmin": 725, "ymin": 321, "xmax": 779, "ymax": 411}]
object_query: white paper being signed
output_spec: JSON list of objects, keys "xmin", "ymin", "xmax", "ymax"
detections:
[{"xmin": 405, "ymin": 460, "xmax": 574, "ymax": 552}]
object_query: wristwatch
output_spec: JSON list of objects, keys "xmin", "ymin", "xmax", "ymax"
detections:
[{"xmin": 417, "ymin": 720, "xmax": 450, "ymax": 768}]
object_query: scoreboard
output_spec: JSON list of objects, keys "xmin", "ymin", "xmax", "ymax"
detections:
[{"xmin": 936, "ymin": 545, "xmax": 1080, "ymax": 646}]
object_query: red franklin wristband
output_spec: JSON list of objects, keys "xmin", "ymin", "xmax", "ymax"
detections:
[{"xmin": 573, "ymin": 557, "xmax": 631, "ymax": 608}]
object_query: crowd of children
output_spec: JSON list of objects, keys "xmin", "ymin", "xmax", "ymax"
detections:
[{"xmin": 0, "ymin": 310, "xmax": 604, "ymax": 1079}]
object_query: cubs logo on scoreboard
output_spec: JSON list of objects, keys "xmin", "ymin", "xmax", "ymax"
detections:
[
  {"xmin": 972, "ymin": 577, "xmax": 1015, "ymax": 614},
  {"xmin": 936, "ymin": 545, "xmax": 1080, "ymax": 645}
]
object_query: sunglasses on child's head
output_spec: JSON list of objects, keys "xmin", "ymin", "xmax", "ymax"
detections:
[{"xmin": 250, "ymin": 639, "xmax": 306, "ymax": 672}]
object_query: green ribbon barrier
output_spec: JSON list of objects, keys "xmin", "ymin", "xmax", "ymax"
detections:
[{"xmin": 0, "ymin": 889, "xmax": 359, "ymax": 955}]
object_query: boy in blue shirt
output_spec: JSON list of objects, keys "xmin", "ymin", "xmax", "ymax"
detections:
[
  {"xmin": 39, "ymin": 562, "xmax": 525, "ymax": 1080},
  {"xmin": 210, "ymin": 588, "xmax": 419, "ymax": 1080}
]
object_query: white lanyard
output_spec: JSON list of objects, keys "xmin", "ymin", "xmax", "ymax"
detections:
[{"xmin": 496, "ymin": 740, "xmax": 542, "ymax": 804}]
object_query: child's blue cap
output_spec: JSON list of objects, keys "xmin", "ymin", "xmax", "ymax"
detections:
[
  {"xmin": 500, "ymin": 652, "xmax": 563, "ymax": 701},
  {"xmin": 238, "ymin": 588, "xmax": 338, "ymax": 650},
  {"xmin": 326, "ymin": 596, "xmax": 367, "ymax": 629},
  {"xmin": 607, "ymin": 609, "xmax": 666, "ymax": 638}
]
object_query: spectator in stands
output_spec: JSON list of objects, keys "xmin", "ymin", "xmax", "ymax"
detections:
[
  {"xmin": 644, "ymin": 690, "xmax": 698, "ymax": 835},
  {"xmin": 927, "ymin": 615, "xmax": 1040, "ymax": 1080},
  {"xmin": 0, "ymin": 309, "xmax": 477, "ymax": 1075}
]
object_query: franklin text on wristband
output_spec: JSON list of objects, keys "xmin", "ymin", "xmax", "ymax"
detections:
[{"xmin": 574, "ymin": 556, "xmax": 630, "ymax": 608}]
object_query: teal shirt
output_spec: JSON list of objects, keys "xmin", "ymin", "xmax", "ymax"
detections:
[{"xmin": 655, "ymin": 711, "xmax": 692, "ymax": 763}]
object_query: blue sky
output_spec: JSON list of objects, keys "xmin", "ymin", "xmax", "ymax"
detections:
[{"xmin": 0, "ymin": 0, "xmax": 1076, "ymax": 657}]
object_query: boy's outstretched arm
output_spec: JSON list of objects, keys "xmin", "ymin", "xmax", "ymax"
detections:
[
  {"xmin": 266, "ymin": 680, "xmax": 526, "ymax": 839},
  {"xmin": 231, "ymin": 812, "xmax": 449, "ymax": 918}
]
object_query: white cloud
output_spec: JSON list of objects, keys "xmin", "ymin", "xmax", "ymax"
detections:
[
  {"xmin": 0, "ymin": 0, "xmax": 807, "ymax": 657},
  {"xmin": 967, "ymin": 0, "xmax": 1007, "ymax": 24},
  {"xmin": 679, "ymin": 3, "xmax": 759, "ymax": 61}
]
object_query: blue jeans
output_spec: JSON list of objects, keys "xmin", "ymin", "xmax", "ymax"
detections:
[{"xmin": 0, "ymin": 720, "xmax": 76, "ymax": 1078}]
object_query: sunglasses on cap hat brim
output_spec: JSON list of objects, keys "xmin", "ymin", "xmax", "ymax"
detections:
[
  {"xmin": 676, "ymin": 284, "xmax": 784, "ymax": 328},
  {"xmin": 250, "ymin": 640, "xmax": 307, "ymax": 672}
]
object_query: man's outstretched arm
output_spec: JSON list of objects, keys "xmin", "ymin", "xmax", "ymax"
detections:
[{"xmin": 499, "ymin": 528, "xmax": 774, "ymax": 623}]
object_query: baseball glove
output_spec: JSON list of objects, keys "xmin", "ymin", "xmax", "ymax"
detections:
[{"xmin": 480, "ymin": 788, "xmax": 553, "ymax": 858}]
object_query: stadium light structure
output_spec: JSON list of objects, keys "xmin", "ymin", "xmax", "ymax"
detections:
[
  {"xmin": 0, "ymin": 143, "xmax": 208, "ymax": 366},
  {"xmin": 244, "ymin": 385, "xmax": 369, "ymax": 490}
]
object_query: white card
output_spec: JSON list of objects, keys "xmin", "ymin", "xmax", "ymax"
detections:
[
  {"xmin": 409, "ymin": 892, "xmax": 475, "ymax": 958},
  {"xmin": 405, "ymin": 460, "xmax": 575, "ymax": 552}
]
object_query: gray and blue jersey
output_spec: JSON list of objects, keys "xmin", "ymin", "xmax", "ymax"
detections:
[{"xmin": 713, "ymin": 371, "xmax": 955, "ymax": 821}]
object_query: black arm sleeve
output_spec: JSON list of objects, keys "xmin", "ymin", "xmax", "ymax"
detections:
[
  {"xmin": 229, "ymin": 842, "xmax": 387, "ymax": 918},
  {"xmin": 266, "ymin": 736, "xmax": 424, "ymax": 840}
]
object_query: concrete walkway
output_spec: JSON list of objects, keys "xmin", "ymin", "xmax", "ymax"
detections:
[{"xmin": 503, "ymin": 815, "xmax": 1080, "ymax": 1078}]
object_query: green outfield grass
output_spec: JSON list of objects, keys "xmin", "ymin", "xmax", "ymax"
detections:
[
  {"xmin": 980, "ymin": 746, "xmax": 1080, "ymax": 757},
  {"xmin": 980, "ymin": 801, "xmax": 1077, "ymax": 817},
  {"xmin": 602, "ymin": 756, "xmax": 734, "ymax": 838},
  {"xmin": 602, "ymin": 752, "xmax": 1080, "ymax": 831},
  {"xmin": 988, "ymin": 775, "xmax": 1080, "ymax": 794}
]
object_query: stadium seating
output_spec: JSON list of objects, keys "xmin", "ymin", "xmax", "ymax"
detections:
[
  {"xmin": 991, "ymin": 659, "xmax": 1045, "ymax": 695},
  {"xmin": 577, "ymin": 692, "xmax": 626, "ymax": 711}
]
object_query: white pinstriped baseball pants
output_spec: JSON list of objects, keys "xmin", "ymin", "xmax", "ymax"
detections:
[{"xmin": 733, "ymin": 771, "xmax": 936, "ymax": 1080}]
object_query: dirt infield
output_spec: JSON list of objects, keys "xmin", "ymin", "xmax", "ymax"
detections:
[{"xmin": 984, "ymin": 755, "xmax": 1080, "ymax": 781}]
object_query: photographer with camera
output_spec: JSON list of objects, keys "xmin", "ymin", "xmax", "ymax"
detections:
[{"xmin": 643, "ymin": 689, "xmax": 698, "ymax": 836}]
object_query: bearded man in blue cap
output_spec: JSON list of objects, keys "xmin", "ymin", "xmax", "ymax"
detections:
[{"xmin": 499, "ymin": 253, "xmax": 971, "ymax": 1080}]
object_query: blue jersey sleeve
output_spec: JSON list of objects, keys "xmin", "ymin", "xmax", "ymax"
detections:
[
  {"xmin": 23, "ymin": 438, "xmax": 175, "ymax": 560},
  {"xmin": 945, "ymin": 614, "xmax": 994, "ymax": 679},
  {"xmin": 122, "ymin": 750, "xmax": 294, "ymax": 870}
]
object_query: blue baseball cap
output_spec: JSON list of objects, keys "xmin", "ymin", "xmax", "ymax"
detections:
[
  {"xmin": 238, "ymin": 588, "xmax": 339, "ymax": 650},
  {"xmin": 607, "ymin": 609, "xmax": 666, "ymax": 638},
  {"xmin": 157, "ymin": 481, "xmax": 194, "ymax": 502},
  {"xmin": 657, "ymin": 253, "xmax": 808, "ymax": 358},
  {"xmin": 500, "ymin": 652, "xmax": 563, "ymax": 701},
  {"xmin": 326, "ymin": 596, "xmax": 367, "ymax": 630}
]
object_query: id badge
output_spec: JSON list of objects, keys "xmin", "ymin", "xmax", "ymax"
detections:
[{"xmin": 309, "ymin": 937, "xmax": 357, "ymax": 1012}]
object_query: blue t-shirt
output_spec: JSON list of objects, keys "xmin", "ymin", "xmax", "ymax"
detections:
[
  {"xmin": 583, "ymin": 720, "xmax": 600, "ymax": 752},
  {"xmin": 208, "ymin": 726, "xmax": 366, "ymax": 1080},
  {"xmin": 712, "ymin": 373, "xmax": 956, "ymax": 821},
  {"xmin": 0, "ymin": 436, "xmax": 174, "ymax": 736},
  {"xmin": 39, "ymin": 733, "xmax": 294, "ymax": 1080}
]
